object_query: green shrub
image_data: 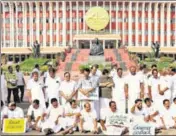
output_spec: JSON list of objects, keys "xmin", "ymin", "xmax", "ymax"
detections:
[
  {"xmin": 40, "ymin": 65, "xmax": 48, "ymax": 72},
  {"xmin": 144, "ymin": 58, "xmax": 156, "ymax": 62},
  {"xmin": 159, "ymin": 57, "xmax": 174, "ymax": 63},
  {"xmin": 169, "ymin": 63, "xmax": 176, "ymax": 68}
]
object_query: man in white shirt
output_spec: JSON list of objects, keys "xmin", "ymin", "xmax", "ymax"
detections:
[
  {"xmin": 171, "ymin": 97, "xmax": 176, "ymax": 117},
  {"xmin": 144, "ymin": 98, "xmax": 163, "ymax": 129},
  {"xmin": 77, "ymin": 68, "xmax": 98, "ymax": 110},
  {"xmin": 7, "ymin": 102, "xmax": 24, "ymax": 118},
  {"xmin": 27, "ymin": 71, "xmax": 46, "ymax": 108},
  {"xmin": 158, "ymin": 70, "xmax": 172, "ymax": 110},
  {"xmin": 93, "ymin": 64, "xmax": 102, "ymax": 77},
  {"xmin": 148, "ymin": 69, "xmax": 160, "ymax": 104},
  {"xmin": 160, "ymin": 99, "xmax": 176, "ymax": 129},
  {"xmin": 63, "ymin": 100, "xmax": 81, "ymax": 134},
  {"xmin": 109, "ymin": 63, "xmax": 118, "ymax": 80},
  {"xmin": 1, "ymin": 101, "xmax": 8, "ymax": 125},
  {"xmin": 79, "ymin": 102, "xmax": 98, "ymax": 134},
  {"xmin": 16, "ymin": 65, "xmax": 26, "ymax": 102},
  {"xmin": 43, "ymin": 64, "xmax": 52, "ymax": 83},
  {"xmin": 131, "ymin": 99, "xmax": 149, "ymax": 123},
  {"xmin": 100, "ymin": 101, "xmax": 128, "ymax": 135},
  {"xmin": 59, "ymin": 72, "xmax": 76, "ymax": 106},
  {"xmin": 27, "ymin": 99, "xmax": 45, "ymax": 132},
  {"xmin": 125, "ymin": 66, "xmax": 144, "ymax": 110},
  {"xmin": 40, "ymin": 98, "xmax": 65, "ymax": 135},
  {"xmin": 1, "ymin": 69, "xmax": 6, "ymax": 103},
  {"xmin": 171, "ymin": 68, "xmax": 176, "ymax": 99},
  {"xmin": 45, "ymin": 67, "xmax": 61, "ymax": 106},
  {"xmin": 113, "ymin": 68, "xmax": 126, "ymax": 114}
]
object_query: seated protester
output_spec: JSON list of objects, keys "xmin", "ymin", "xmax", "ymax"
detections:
[
  {"xmin": 100, "ymin": 101, "xmax": 128, "ymax": 135},
  {"xmin": 79, "ymin": 102, "xmax": 98, "ymax": 134},
  {"xmin": 130, "ymin": 99, "xmax": 149, "ymax": 123},
  {"xmin": 171, "ymin": 97, "xmax": 176, "ymax": 115},
  {"xmin": 1, "ymin": 101, "xmax": 8, "ymax": 126},
  {"xmin": 144, "ymin": 98, "xmax": 163, "ymax": 129},
  {"xmin": 7, "ymin": 102, "xmax": 24, "ymax": 118},
  {"xmin": 62, "ymin": 100, "xmax": 81, "ymax": 134},
  {"xmin": 160, "ymin": 99, "xmax": 176, "ymax": 129},
  {"xmin": 40, "ymin": 98, "xmax": 65, "ymax": 135},
  {"xmin": 27, "ymin": 99, "xmax": 45, "ymax": 132}
]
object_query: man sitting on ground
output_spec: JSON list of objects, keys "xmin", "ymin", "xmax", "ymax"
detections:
[
  {"xmin": 7, "ymin": 102, "xmax": 24, "ymax": 118},
  {"xmin": 27, "ymin": 99, "xmax": 45, "ymax": 132},
  {"xmin": 100, "ymin": 101, "xmax": 128, "ymax": 135},
  {"xmin": 79, "ymin": 102, "xmax": 98, "ymax": 134}
]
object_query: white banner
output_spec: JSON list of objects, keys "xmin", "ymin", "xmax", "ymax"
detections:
[
  {"xmin": 129, "ymin": 124, "xmax": 155, "ymax": 135},
  {"xmin": 107, "ymin": 114, "xmax": 130, "ymax": 127}
]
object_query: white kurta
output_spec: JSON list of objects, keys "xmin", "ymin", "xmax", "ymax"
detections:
[
  {"xmin": 7, "ymin": 107, "xmax": 24, "ymax": 118},
  {"xmin": 81, "ymin": 109, "xmax": 97, "ymax": 131},
  {"xmin": 113, "ymin": 76, "xmax": 126, "ymax": 114},
  {"xmin": 125, "ymin": 74, "xmax": 143, "ymax": 109},
  {"xmin": 100, "ymin": 108, "xmax": 127, "ymax": 135},
  {"xmin": 45, "ymin": 76, "xmax": 61, "ymax": 104},
  {"xmin": 59, "ymin": 80, "xmax": 76, "ymax": 105},
  {"xmin": 27, "ymin": 79, "xmax": 46, "ymax": 108},
  {"xmin": 1, "ymin": 74, "xmax": 7, "ymax": 103}
]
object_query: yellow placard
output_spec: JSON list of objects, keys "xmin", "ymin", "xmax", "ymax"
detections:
[
  {"xmin": 85, "ymin": 7, "xmax": 110, "ymax": 31},
  {"xmin": 3, "ymin": 118, "xmax": 26, "ymax": 133}
]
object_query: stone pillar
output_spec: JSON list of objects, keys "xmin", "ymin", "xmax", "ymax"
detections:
[
  {"xmin": 90, "ymin": 40, "xmax": 92, "ymax": 49},
  {"xmin": 103, "ymin": 40, "xmax": 105, "ymax": 49}
]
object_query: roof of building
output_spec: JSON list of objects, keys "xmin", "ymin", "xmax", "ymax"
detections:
[
  {"xmin": 127, "ymin": 47, "xmax": 176, "ymax": 54},
  {"xmin": 1, "ymin": 47, "xmax": 66, "ymax": 54}
]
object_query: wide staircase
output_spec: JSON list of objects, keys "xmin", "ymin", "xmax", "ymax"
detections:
[{"xmin": 57, "ymin": 48, "xmax": 136, "ymax": 72}]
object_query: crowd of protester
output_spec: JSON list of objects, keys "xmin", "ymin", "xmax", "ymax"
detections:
[{"xmin": 1, "ymin": 63, "xmax": 176, "ymax": 135}]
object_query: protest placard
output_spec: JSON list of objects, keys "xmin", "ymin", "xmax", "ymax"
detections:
[
  {"xmin": 3, "ymin": 118, "xmax": 26, "ymax": 133},
  {"xmin": 107, "ymin": 114, "xmax": 130, "ymax": 126},
  {"xmin": 129, "ymin": 123, "xmax": 155, "ymax": 135}
]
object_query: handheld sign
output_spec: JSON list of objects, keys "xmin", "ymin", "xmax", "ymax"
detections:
[
  {"xmin": 3, "ymin": 119, "xmax": 26, "ymax": 133},
  {"xmin": 108, "ymin": 114, "xmax": 130, "ymax": 127},
  {"xmin": 129, "ymin": 124, "xmax": 155, "ymax": 135}
]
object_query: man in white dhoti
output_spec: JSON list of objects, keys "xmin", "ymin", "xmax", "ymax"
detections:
[
  {"xmin": 124, "ymin": 66, "xmax": 144, "ymax": 111},
  {"xmin": 40, "ymin": 98, "xmax": 65, "ymax": 135},
  {"xmin": 27, "ymin": 99, "xmax": 45, "ymax": 132},
  {"xmin": 7, "ymin": 102, "xmax": 24, "ymax": 118},
  {"xmin": 59, "ymin": 72, "xmax": 76, "ymax": 106},
  {"xmin": 44, "ymin": 67, "xmax": 61, "ymax": 106},
  {"xmin": 130, "ymin": 99, "xmax": 149, "ymax": 123},
  {"xmin": 27, "ymin": 71, "xmax": 46, "ymax": 108},
  {"xmin": 160, "ymin": 99, "xmax": 176, "ymax": 129},
  {"xmin": 100, "ymin": 101, "xmax": 128, "ymax": 135},
  {"xmin": 63, "ymin": 100, "xmax": 81, "ymax": 134},
  {"xmin": 171, "ymin": 68, "xmax": 176, "ymax": 99},
  {"xmin": 1, "ymin": 69, "xmax": 6, "ymax": 103},
  {"xmin": 79, "ymin": 102, "xmax": 98, "ymax": 134},
  {"xmin": 144, "ymin": 98, "xmax": 163, "ymax": 129},
  {"xmin": 43, "ymin": 64, "xmax": 52, "ymax": 83},
  {"xmin": 171, "ymin": 97, "xmax": 176, "ymax": 116},
  {"xmin": 113, "ymin": 68, "xmax": 126, "ymax": 114},
  {"xmin": 77, "ymin": 68, "xmax": 98, "ymax": 110}
]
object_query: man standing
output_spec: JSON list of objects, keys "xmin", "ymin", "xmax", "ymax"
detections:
[
  {"xmin": 79, "ymin": 102, "xmax": 98, "ymax": 134},
  {"xmin": 125, "ymin": 66, "xmax": 144, "ymax": 110},
  {"xmin": 109, "ymin": 63, "xmax": 118, "ymax": 80},
  {"xmin": 113, "ymin": 68, "xmax": 126, "ymax": 113},
  {"xmin": 27, "ymin": 71, "xmax": 46, "ymax": 108},
  {"xmin": 15, "ymin": 65, "xmax": 26, "ymax": 102},
  {"xmin": 1, "ymin": 69, "xmax": 6, "ymax": 103},
  {"xmin": 45, "ymin": 68, "xmax": 61, "ymax": 106},
  {"xmin": 5, "ymin": 66, "xmax": 20, "ymax": 103},
  {"xmin": 77, "ymin": 68, "xmax": 98, "ymax": 109},
  {"xmin": 59, "ymin": 72, "xmax": 76, "ymax": 106},
  {"xmin": 99, "ymin": 69, "xmax": 114, "ymax": 110},
  {"xmin": 148, "ymin": 69, "xmax": 160, "ymax": 103}
]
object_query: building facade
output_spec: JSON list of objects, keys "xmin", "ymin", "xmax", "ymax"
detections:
[{"xmin": 1, "ymin": 0, "xmax": 176, "ymax": 50}]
